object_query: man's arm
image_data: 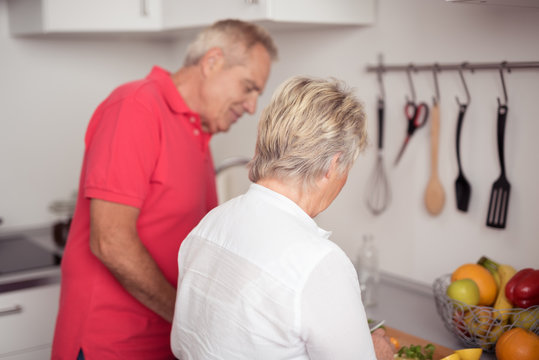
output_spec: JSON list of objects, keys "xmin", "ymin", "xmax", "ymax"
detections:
[{"xmin": 89, "ymin": 199, "xmax": 176, "ymax": 322}]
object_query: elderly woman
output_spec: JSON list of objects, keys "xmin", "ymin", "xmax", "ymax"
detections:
[{"xmin": 171, "ymin": 76, "xmax": 394, "ymax": 359}]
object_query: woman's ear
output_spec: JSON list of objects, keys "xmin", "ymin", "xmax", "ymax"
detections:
[{"xmin": 325, "ymin": 153, "xmax": 342, "ymax": 180}]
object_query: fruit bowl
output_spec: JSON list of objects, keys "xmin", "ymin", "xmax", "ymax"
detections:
[{"xmin": 433, "ymin": 274, "xmax": 539, "ymax": 352}]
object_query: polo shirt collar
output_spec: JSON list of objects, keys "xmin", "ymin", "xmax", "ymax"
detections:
[
  {"xmin": 146, "ymin": 66, "xmax": 194, "ymax": 116},
  {"xmin": 147, "ymin": 66, "xmax": 212, "ymax": 148},
  {"xmin": 247, "ymin": 183, "xmax": 332, "ymax": 240}
]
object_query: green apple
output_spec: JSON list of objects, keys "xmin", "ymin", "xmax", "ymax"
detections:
[{"xmin": 447, "ymin": 279, "xmax": 480, "ymax": 306}]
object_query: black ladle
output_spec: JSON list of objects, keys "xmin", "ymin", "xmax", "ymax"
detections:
[{"xmin": 455, "ymin": 104, "xmax": 471, "ymax": 211}]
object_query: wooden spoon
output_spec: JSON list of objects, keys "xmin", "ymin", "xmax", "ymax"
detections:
[{"xmin": 424, "ymin": 102, "xmax": 445, "ymax": 215}]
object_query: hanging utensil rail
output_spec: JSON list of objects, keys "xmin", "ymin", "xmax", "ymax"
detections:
[{"xmin": 366, "ymin": 61, "xmax": 539, "ymax": 73}]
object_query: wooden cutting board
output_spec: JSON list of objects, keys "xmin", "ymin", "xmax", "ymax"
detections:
[{"xmin": 386, "ymin": 326, "xmax": 454, "ymax": 359}]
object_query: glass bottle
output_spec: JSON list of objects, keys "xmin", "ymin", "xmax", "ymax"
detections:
[{"xmin": 356, "ymin": 234, "xmax": 380, "ymax": 307}]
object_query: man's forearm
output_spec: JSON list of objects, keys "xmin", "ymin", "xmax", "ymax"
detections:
[
  {"xmin": 102, "ymin": 239, "xmax": 176, "ymax": 322},
  {"xmin": 89, "ymin": 199, "xmax": 176, "ymax": 322}
]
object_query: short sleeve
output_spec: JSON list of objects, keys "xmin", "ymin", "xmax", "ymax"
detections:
[
  {"xmin": 301, "ymin": 249, "xmax": 377, "ymax": 360},
  {"xmin": 84, "ymin": 96, "xmax": 161, "ymax": 208}
]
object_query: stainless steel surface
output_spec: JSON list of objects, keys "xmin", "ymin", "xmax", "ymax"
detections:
[
  {"xmin": 0, "ymin": 235, "xmax": 60, "ymax": 275},
  {"xmin": 0, "ymin": 227, "xmax": 62, "ymax": 291}
]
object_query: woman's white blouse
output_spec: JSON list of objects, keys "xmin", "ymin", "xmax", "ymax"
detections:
[{"xmin": 171, "ymin": 184, "xmax": 376, "ymax": 360}]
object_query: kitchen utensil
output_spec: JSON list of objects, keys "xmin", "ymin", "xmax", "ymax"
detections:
[
  {"xmin": 49, "ymin": 194, "xmax": 77, "ymax": 247},
  {"xmin": 454, "ymin": 104, "xmax": 471, "ymax": 212},
  {"xmin": 394, "ymin": 101, "xmax": 429, "ymax": 166},
  {"xmin": 366, "ymin": 98, "xmax": 391, "ymax": 215},
  {"xmin": 424, "ymin": 102, "xmax": 445, "ymax": 215},
  {"xmin": 368, "ymin": 319, "xmax": 385, "ymax": 332},
  {"xmin": 486, "ymin": 104, "xmax": 510, "ymax": 229}
]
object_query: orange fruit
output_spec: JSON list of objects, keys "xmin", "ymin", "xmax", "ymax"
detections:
[
  {"xmin": 451, "ymin": 263, "xmax": 497, "ymax": 306},
  {"xmin": 496, "ymin": 327, "xmax": 539, "ymax": 360}
]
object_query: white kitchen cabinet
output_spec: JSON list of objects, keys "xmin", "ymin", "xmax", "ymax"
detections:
[
  {"xmin": 8, "ymin": 0, "xmax": 375, "ymax": 36},
  {"xmin": 0, "ymin": 283, "xmax": 60, "ymax": 359},
  {"xmin": 163, "ymin": 0, "xmax": 376, "ymax": 29},
  {"xmin": 8, "ymin": 0, "xmax": 163, "ymax": 35}
]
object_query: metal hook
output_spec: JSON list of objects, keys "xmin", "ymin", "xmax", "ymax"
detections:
[
  {"xmin": 498, "ymin": 62, "xmax": 509, "ymax": 106},
  {"xmin": 405, "ymin": 64, "xmax": 416, "ymax": 104},
  {"xmin": 456, "ymin": 63, "xmax": 471, "ymax": 106},
  {"xmin": 432, "ymin": 63, "xmax": 441, "ymax": 105}
]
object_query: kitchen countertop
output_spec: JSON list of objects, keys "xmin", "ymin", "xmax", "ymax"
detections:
[{"xmin": 368, "ymin": 271, "xmax": 496, "ymax": 360}]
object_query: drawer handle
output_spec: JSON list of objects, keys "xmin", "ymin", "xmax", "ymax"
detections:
[{"xmin": 0, "ymin": 304, "xmax": 23, "ymax": 316}]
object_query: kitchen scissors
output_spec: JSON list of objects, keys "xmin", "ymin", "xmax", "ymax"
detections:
[{"xmin": 394, "ymin": 101, "xmax": 429, "ymax": 165}]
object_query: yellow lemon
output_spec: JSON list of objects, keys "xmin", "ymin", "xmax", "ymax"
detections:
[
  {"xmin": 455, "ymin": 348, "xmax": 483, "ymax": 360},
  {"xmin": 440, "ymin": 353, "xmax": 461, "ymax": 360}
]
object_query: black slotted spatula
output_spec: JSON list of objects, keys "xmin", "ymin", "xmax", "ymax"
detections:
[{"xmin": 486, "ymin": 104, "xmax": 510, "ymax": 229}]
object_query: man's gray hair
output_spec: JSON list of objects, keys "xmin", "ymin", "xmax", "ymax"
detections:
[
  {"xmin": 184, "ymin": 19, "xmax": 278, "ymax": 67},
  {"xmin": 249, "ymin": 76, "xmax": 367, "ymax": 188}
]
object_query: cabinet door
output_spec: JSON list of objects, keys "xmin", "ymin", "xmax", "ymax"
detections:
[
  {"xmin": 46, "ymin": 0, "xmax": 162, "ymax": 32},
  {"xmin": 0, "ymin": 284, "xmax": 60, "ymax": 357},
  {"xmin": 8, "ymin": 0, "xmax": 162, "ymax": 34},
  {"xmin": 270, "ymin": 0, "xmax": 375, "ymax": 25},
  {"xmin": 162, "ymin": 0, "xmax": 269, "ymax": 29},
  {"xmin": 162, "ymin": 0, "xmax": 374, "ymax": 30}
]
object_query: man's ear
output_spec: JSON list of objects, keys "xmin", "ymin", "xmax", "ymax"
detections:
[{"xmin": 200, "ymin": 47, "xmax": 225, "ymax": 76}]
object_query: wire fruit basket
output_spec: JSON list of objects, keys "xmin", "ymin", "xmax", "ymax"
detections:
[{"xmin": 433, "ymin": 274, "xmax": 539, "ymax": 352}]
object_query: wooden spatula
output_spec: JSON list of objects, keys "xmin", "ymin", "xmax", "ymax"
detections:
[
  {"xmin": 425, "ymin": 102, "xmax": 445, "ymax": 215},
  {"xmin": 486, "ymin": 104, "xmax": 510, "ymax": 229}
]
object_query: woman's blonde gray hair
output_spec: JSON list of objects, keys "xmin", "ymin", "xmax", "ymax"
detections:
[
  {"xmin": 184, "ymin": 19, "xmax": 278, "ymax": 67},
  {"xmin": 248, "ymin": 76, "xmax": 367, "ymax": 188}
]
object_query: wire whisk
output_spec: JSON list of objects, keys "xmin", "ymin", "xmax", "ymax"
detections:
[{"xmin": 366, "ymin": 98, "xmax": 391, "ymax": 215}]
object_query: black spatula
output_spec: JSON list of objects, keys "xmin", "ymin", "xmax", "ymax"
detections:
[
  {"xmin": 486, "ymin": 104, "xmax": 510, "ymax": 229},
  {"xmin": 455, "ymin": 104, "xmax": 471, "ymax": 211}
]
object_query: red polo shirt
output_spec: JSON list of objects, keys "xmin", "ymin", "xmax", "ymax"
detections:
[{"xmin": 52, "ymin": 66, "xmax": 217, "ymax": 359}]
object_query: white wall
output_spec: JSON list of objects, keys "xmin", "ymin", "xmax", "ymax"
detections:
[
  {"xmin": 208, "ymin": 0, "xmax": 539, "ymax": 285},
  {"xmin": 0, "ymin": 0, "xmax": 179, "ymax": 230},
  {"xmin": 1, "ymin": 0, "xmax": 538, "ymax": 285}
]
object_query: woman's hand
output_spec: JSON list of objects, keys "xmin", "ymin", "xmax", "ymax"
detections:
[{"xmin": 371, "ymin": 328, "xmax": 396, "ymax": 360}]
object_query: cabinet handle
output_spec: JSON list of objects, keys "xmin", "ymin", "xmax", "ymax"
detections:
[
  {"xmin": 140, "ymin": 0, "xmax": 149, "ymax": 17},
  {"xmin": 245, "ymin": 0, "xmax": 259, "ymax": 4},
  {"xmin": 0, "ymin": 304, "xmax": 23, "ymax": 316}
]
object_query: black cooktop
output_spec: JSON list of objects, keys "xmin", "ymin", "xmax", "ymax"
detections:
[{"xmin": 0, "ymin": 235, "xmax": 61, "ymax": 275}]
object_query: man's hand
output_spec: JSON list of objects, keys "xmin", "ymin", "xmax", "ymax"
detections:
[
  {"xmin": 371, "ymin": 328, "xmax": 396, "ymax": 360},
  {"xmin": 89, "ymin": 199, "xmax": 176, "ymax": 322}
]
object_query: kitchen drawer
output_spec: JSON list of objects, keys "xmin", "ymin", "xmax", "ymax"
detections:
[{"xmin": 0, "ymin": 283, "xmax": 60, "ymax": 357}]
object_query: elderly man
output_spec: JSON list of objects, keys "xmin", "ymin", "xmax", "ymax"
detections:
[
  {"xmin": 171, "ymin": 76, "xmax": 395, "ymax": 359},
  {"xmin": 52, "ymin": 19, "xmax": 277, "ymax": 360}
]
